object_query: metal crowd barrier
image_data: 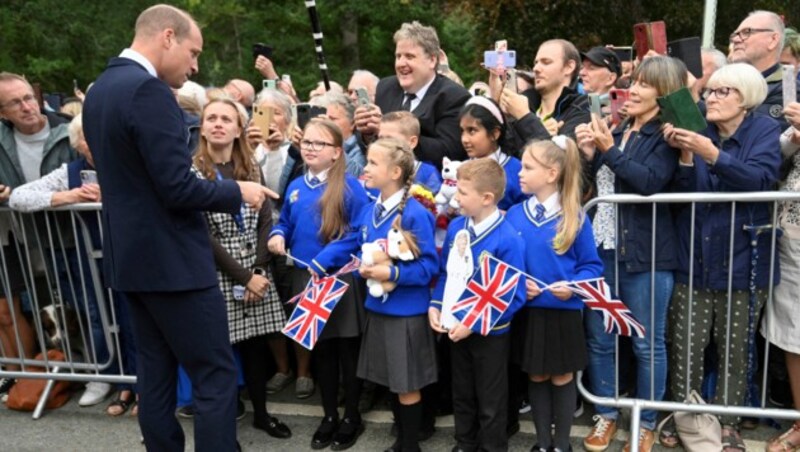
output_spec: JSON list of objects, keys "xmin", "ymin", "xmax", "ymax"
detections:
[
  {"xmin": 0, "ymin": 204, "xmax": 134, "ymax": 419},
  {"xmin": 579, "ymin": 192, "xmax": 800, "ymax": 450}
]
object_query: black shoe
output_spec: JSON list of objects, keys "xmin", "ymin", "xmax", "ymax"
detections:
[
  {"xmin": 507, "ymin": 420, "xmax": 520, "ymax": 437},
  {"xmin": 254, "ymin": 416, "xmax": 292, "ymax": 439},
  {"xmin": 331, "ymin": 417, "xmax": 365, "ymax": 450},
  {"xmin": 176, "ymin": 405, "xmax": 195, "ymax": 418},
  {"xmin": 237, "ymin": 398, "xmax": 246, "ymax": 421},
  {"xmin": 311, "ymin": 416, "xmax": 338, "ymax": 449}
]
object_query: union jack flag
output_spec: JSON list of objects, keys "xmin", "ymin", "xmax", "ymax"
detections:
[
  {"xmin": 333, "ymin": 255, "xmax": 362, "ymax": 277},
  {"xmin": 451, "ymin": 255, "xmax": 521, "ymax": 336},
  {"xmin": 571, "ymin": 278, "xmax": 646, "ymax": 338},
  {"xmin": 282, "ymin": 276, "xmax": 349, "ymax": 350}
]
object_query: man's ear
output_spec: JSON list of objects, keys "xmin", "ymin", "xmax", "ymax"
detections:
[{"xmin": 408, "ymin": 135, "xmax": 419, "ymax": 149}]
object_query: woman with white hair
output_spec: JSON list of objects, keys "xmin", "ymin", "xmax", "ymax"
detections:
[{"xmin": 662, "ymin": 63, "xmax": 782, "ymax": 451}]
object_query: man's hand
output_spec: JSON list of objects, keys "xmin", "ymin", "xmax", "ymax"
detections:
[
  {"xmin": 237, "ymin": 181, "xmax": 278, "ymax": 210},
  {"xmin": 499, "ymin": 88, "xmax": 531, "ymax": 120},
  {"xmin": 255, "ymin": 55, "xmax": 278, "ymax": 80},
  {"xmin": 354, "ymin": 104, "xmax": 382, "ymax": 138},
  {"xmin": 428, "ymin": 307, "xmax": 447, "ymax": 333}
]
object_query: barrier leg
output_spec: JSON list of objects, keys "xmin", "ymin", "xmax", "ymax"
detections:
[
  {"xmin": 32, "ymin": 367, "xmax": 59, "ymax": 420},
  {"xmin": 629, "ymin": 401, "xmax": 642, "ymax": 451}
]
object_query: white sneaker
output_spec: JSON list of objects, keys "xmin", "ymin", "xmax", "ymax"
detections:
[{"xmin": 79, "ymin": 382, "xmax": 112, "ymax": 406}]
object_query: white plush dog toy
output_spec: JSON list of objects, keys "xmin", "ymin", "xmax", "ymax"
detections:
[
  {"xmin": 360, "ymin": 219, "xmax": 421, "ymax": 298},
  {"xmin": 434, "ymin": 157, "xmax": 462, "ymax": 209}
]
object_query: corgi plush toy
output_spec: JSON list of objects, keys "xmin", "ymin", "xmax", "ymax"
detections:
[{"xmin": 361, "ymin": 218, "xmax": 421, "ymax": 298}]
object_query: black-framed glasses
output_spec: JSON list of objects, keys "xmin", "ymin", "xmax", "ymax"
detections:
[
  {"xmin": 0, "ymin": 94, "xmax": 37, "ymax": 110},
  {"xmin": 702, "ymin": 86, "xmax": 738, "ymax": 100},
  {"xmin": 729, "ymin": 27, "xmax": 775, "ymax": 42},
  {"xmin": 300, "ymin": 139, "xmax": 335, "ymax": 152}
]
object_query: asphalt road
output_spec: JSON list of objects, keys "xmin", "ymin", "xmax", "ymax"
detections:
[{"xmin": 0, "ymin": 384, "xmax": 783, "ymax": 451}]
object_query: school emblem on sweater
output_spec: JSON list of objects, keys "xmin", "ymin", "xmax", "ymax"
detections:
[
  {"xmin": 451, "ymin": 255, "xmax": 521, "ymax": 336},
  {"xmin": 289, "ymin": 189, "xmax": 299, "ymax": 204},
  {"xmin": 282, "ymin": 276, "xmax": 349, "ymax": 350},
  {"xmin": 570, "ymin": 278, "xmax": 646, "ymax": 338}
]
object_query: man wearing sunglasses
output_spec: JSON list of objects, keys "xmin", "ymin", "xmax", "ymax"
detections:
[{"xmin": 730, "ymin": 10, "xmax": 800, "ymax": 128}]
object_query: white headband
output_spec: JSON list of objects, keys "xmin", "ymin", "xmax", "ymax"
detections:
[
  {"xmin": 465, "ymin": 95, "xmax": 504, "ymax": 125},
  {"xmin": 551, "ymin": 135, "xmax": 569, "ymax": 151}
]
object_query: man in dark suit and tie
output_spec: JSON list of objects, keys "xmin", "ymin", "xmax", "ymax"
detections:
[
  {"xmin": 82, "ymin": 4, "xmax": 275, "ymax": 451},
  {"xmin": 355, "ymin": 21, "xmax": 470, "ymax": 169}
]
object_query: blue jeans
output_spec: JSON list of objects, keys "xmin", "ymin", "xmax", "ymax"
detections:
[{"xmin": 584, "ymin": 250, "xmax": 673, "ymax": 430}]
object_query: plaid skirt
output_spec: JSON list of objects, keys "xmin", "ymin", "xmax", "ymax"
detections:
[{"xmin": 226, "ymin": 269, "xmax": 286, "ymax": 344}]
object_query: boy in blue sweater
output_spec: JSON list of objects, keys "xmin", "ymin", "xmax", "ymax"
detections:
[{"xmin": 429, "ymin": 158, "xmax": 526, "ymax": 452}]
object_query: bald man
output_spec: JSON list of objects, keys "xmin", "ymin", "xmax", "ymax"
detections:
[
  {"xmin": 730, "ymin": 10, "xmax": 800, "ymax": 128},
  {"xmin": 83, "ymin": 4, "xmax": 274, "ymax": 451},
  {"xmin": 224, "ymin": 78, "xmax": 255, "ymax": 109}
]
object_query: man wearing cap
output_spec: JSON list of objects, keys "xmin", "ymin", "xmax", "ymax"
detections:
[{"xmin": 579, "ymin": 47, "xmax": 621, "ymax": 95}]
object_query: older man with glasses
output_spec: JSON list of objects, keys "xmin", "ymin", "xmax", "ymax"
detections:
[
  {"xmin": 730, "ymin": 10, "xmax": 800, "ymax": 129},
  {"xmin": 0, "ymin": 71, "xmax": 76, "ymax": 401}
]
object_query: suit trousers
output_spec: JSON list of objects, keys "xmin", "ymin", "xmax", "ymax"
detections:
[
  {"xmin": 126, "ymin": 286, "xmax": 238, "ymax": 452},
  {"xmin": 450, "ymin": 333, "xmax": 510, "ymax": 452}
]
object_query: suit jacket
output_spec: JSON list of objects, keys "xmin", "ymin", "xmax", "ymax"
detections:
[
  {"xmin": 376, "ymin": 74, "xmax": 470, "ymax": 168},
  {"xmin": 83, "ymin": 57, "xmax": 242, "ymax": 292}
]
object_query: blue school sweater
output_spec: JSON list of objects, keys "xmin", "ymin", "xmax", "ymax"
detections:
[
  {"xmin": 270, "ymin": 173, "xmax": 370, "ymax": 273},
  {"xmin": 358, "ymin": 197, "xmax": 439, "ymax": 316},
  {"xmin": 505, "ymin": 200, "xmax": 603, "ymax": 311},
  {"xmin": 414, "ymin": 160, "xmax": 442, "ymax": 194},
  {"xmin": 496, "ymin": 154, "xmax": 528, "ymax": 211},
  {"xmin": 430, "ymin": 215, "xmax": 527, "ymax": 335}
]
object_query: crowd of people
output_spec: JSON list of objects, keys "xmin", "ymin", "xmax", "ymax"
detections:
[{"xmin": 1, "ymin": 3, "xmax": 800, "ymax": 452}]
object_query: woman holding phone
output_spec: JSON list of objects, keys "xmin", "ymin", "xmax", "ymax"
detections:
[
  {"xmin": 576, "ymin": 55, "xmax": 686, "ymax": 452},
  {"xmin": 192, "ymin": 97, "xmax": 292, "ymax": 439},
  {"xmin": 662, "ymin": 63, "xmax": 781, "ymax": 451}
]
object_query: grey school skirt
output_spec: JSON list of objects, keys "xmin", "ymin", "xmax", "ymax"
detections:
[{"xmin": 357, "ymin": 311, "xmax": 438, "ymax": 394}]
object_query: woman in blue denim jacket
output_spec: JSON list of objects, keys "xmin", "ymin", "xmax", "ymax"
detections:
[
  {"xmin": 576, "ymin": 56, "xmax": 684, "ymax": 452},
  {"xmin": 663, "ymin": 63, "xmax": 781, "ymax": 451}
]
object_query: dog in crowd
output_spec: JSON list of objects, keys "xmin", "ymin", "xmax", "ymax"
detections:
[{"xmin": 40, "ymin": 304, "xmax": 87, "ymax": 361}]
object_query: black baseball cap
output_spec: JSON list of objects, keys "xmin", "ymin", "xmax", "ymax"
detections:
[{"xmin": 581, "ymin": 47, "xmax": 622, "ymax": 77}]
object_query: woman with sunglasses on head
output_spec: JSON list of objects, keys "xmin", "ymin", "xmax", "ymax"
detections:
[{"xmin": 662, "ymin": 63, "xmax": 782, "ymax": 452}]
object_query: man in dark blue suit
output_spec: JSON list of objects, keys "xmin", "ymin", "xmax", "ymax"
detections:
[{"xmin": 82, "ymin": 5, "xmax": 275, "ymax": 451}]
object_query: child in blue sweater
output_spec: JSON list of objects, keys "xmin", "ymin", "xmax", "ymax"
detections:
[
  {"xmin": 356, "ymin": 138, "xmax": 439, "ymax": 452},
  {"xmin": 267, "ymin": 118, "xmax": 370, "ymax": 450},
  {"xmin": 379, "ymin": 111, "xmax": 442, "ymax": 194},
  {"xmin": 505, "ymin": 137, "xmax": 603, "ymax": 452},
  {"xmin": 430, "ymin": 158, "xmax": 526, "ymax": 451},
  {"xmin": 458, "ymin": 96, "xmax": 527, "ymax": 211}
]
